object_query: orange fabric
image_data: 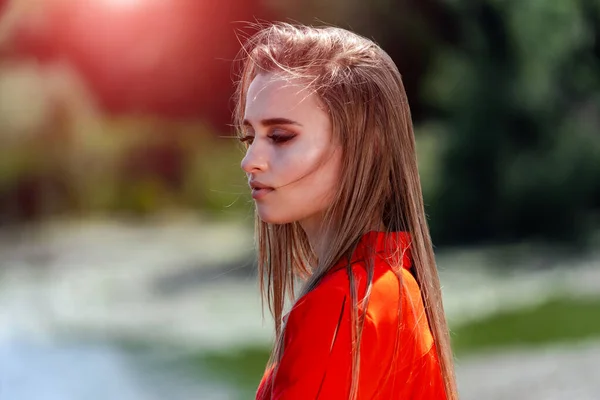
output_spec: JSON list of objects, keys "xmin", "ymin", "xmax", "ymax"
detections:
[{"xmin": 256, "ymin": 231, "xmax": 447, "ymax": 400}]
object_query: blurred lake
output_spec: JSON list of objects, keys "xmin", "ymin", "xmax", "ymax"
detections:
[{"xmin": 1, "ymin": 217, "xmax": 599, "ymax": 399}]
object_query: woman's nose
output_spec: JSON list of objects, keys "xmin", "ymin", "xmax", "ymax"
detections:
[{"xmin": 241, "ymin": 143, "xmax": 268, "ymax": 174}]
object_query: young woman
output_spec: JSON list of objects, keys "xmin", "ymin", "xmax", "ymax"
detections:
[{"xmin": 234, "ymin": 23, "xmax": 457, "ymax": 400}]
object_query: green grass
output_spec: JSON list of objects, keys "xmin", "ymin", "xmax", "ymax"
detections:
[
  {"xmin": 451, "ymin": 296, "xmax": 600, "ymax": 354},
  {"xmin": 177, "ymin": 345, "xmax": 271, "ymax": 399}
]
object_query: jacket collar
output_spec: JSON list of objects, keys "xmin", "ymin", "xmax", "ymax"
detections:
[{"xmin": 330, "ymin": 230, "xmax": 412, "ymax": 273}]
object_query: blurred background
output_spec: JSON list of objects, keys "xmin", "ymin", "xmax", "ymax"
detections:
[{"xmin": 0, "ymin": 0, "xmax": 599, "ymax": 399}]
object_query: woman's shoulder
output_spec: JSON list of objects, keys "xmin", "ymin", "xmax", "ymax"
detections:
[
  {"xmin": 314, "ymin": 258, "xmax": 434, "ymax": 355},
  {"xmin": 295, "ymin": 259, "xmax": 424, "ymax": 322}
]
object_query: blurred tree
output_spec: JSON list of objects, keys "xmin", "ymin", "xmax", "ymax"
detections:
[{"xmin": 423, "ymin": 0, "xmax": 600, "ymax": 246}]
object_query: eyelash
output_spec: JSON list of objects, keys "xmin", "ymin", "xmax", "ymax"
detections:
[{"xmin": 239, "ymin": 131, "xmax": 295, "ymax": 145}]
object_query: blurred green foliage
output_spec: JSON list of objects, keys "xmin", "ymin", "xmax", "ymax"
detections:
[
  {"xmin": 0, "ymin": 0, "xmax": 599, "ymax": 247},
  {"xmin": 421, "ymin": 0, "xmax": 600, "ymax": 246},
  {"xmin": 0, "ymin": 111, "xmax": 249, "ymax": 223}
]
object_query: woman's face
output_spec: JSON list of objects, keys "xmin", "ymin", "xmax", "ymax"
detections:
[{"xmin": 241, "ymin": 72, "xmax": 342, "ymax": 228}]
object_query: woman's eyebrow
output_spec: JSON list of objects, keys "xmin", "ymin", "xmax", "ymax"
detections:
[{"xmin": 242, "ymin": 117, "xmax": 303, "ymax": 128}]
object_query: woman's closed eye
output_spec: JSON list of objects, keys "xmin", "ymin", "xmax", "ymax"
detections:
[
  {"xmin": 269, "ymin": 131, "xmax": 296, "ymax": 144},
  {"xmin": 239, "ymin": 130, "xmax": 296, "ymax": 146}
]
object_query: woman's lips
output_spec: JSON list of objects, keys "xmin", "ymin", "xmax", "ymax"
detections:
[{"xmin": 251, "ymin": 187, "xmax": 274, "ymax": 199}]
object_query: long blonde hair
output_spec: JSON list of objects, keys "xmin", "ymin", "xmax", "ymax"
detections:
[{"xmin": 233, "ymin": 23, "xmax": 457, "ymax": 400}]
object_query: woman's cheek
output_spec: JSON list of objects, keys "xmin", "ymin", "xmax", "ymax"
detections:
[{"xmin": 277, "ymin": 149, "xmax": 317, "ymax": 181}]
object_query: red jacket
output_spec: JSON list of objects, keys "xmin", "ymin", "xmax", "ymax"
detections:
[{"xmin": 256, "ymin": 231, "xmax": 447, "ymax": 399}]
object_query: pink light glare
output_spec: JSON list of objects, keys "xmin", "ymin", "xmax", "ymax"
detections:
[
  {"xmin": 5, "ymin": 0, "xmax": 275, "ymax": 124},
  {"xmin": 47, "ymin": 0, "xmax": 152, "ymax": 11},
  {"xmin": 102, "ymin": 0, "xmax": 145, "ymax": 10}
]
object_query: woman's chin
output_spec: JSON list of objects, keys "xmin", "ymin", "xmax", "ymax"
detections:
[
  {"xmin": 256, "ymin": 208, "xmax": 295, "ymax": 225},
  {"xmin": 257, "ymin": 214, "xmax": 289, "ymax": 225}
]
